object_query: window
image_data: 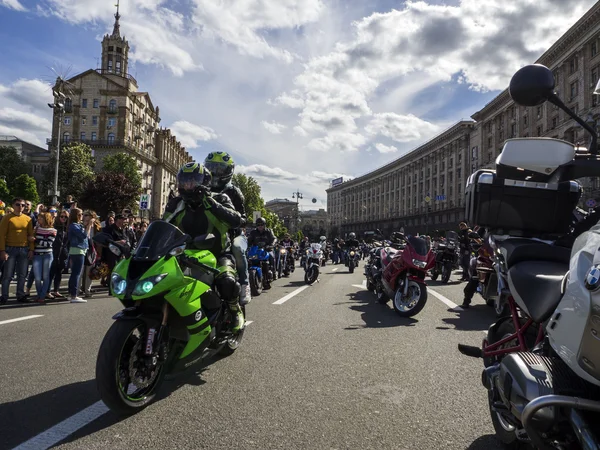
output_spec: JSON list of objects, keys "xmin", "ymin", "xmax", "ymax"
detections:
[
  {"xmin": 537, "ymin": 106, "xmax": 543, "ymax": 118},
  {"xmin": 93, "ymin": 98, "xmax": 99, "ymax": 108},
  {"xmin": 109, "ymin": 99, "xmax": 117, "ymax": 112},
  {"xmin": 116, "ymin": 47, "xmax": 122, "ymax": 53},
  {"xmin": 92, "ymin": 116, "xmax": 98, "ymax": 126},
  {"xmin": 553, "ymin": 69, "xmax": 559, "ymax": 83},
  {"xmin": 593, "ymin": 41, "xmax": 598, "ymax": 57},
  {"xmin": 108, "ymin": 45, "xmax": 114, "ymax": 51},
  {"xmin": 80, "ymin": 132, "xmax": 86, "ymax": 140},
  {"xmin": 594, "ymin": 95, "xmax": 598, "ymax": 107},
  {"xmin": 487, "ymin": 137, "xmax": 492, "ymax": 148},
  {"xmin": 108, "ymin": 59, "xmax": 113, "ymax": 71},
  {"xmin": 64, "ymin": 116, "xmax": 71, "ymax": 125},
  {"xmin": 91, "ymin": 132, "xmax": 97, "ymax": 141},
  {"xmin": 81, "ymin": 98, "xmax": 87, "ymax": 108},
  {"xmin": 107, "ymin": 133, "xmax": 115, "ymax": 144},
  {"xmin": 570, "ymin": 81, "xmax": 578, "ymax": 99},
  {"xmin": 570, "ymin": 58, "xmax": 577, "ymax": 74},
  {"xmin": 552, "ymin": 117, "xmax": 558, "ymax": 129},
  {"xmin": 524, "ymin": 115, "xmax": 528, "ymax": 126},
  {"xmin": 108, "ymin": 117, "xmax": 116, "ymax": 127},
  {"xmin": 537, "ymin": 126, "xmax": 543, "ymax": 136},
  {"xmin": 63, "ymin": 132, "xmax": 70, "ymax": 142},
  {"xmin": 81, "ymin": 116, "xmax": 86, "ymax": 125},
  {"xmin": 511, "ymin": 123, "xmax": 516, "ymax": 137}
]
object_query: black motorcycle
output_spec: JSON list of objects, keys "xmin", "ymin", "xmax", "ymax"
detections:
[{"xmin": 431, "ymin": 231, "xmax": 458, "ymax": 283}]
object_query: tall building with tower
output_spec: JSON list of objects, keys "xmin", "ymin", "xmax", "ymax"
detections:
[{"xmin": 48, "ymin": 1, "xmax": 191, "ymax": 219}]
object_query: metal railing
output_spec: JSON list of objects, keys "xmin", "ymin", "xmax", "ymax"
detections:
[{"xmin": 95, "ymin": 69, "xmax": 138, "ymax": 86}]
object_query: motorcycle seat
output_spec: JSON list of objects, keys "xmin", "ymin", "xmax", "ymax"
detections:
[
  {"xmin": 383, "ymin": 247, "xmax": 397, "ymax": 264},
  {"xmin": 507, "ymin": 260, "xmax": 567, "ymax": 323},
  {"xmin": 496, "ymin": 238, "xmax": 571, "ymax": 269}
]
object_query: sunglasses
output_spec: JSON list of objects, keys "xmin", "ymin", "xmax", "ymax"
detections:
[
  {"xmin": 14, "ymin": 203, "xmax": 25, "ymax": 207},
  {"xmin": 49, "ymin": 209, "xmax": 57, "ymax": 213},
  {"xmin": 60, "ymin": 215, "xmax": 68, "ymax": 219}
]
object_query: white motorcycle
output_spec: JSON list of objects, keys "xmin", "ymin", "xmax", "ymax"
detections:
[
  {"xmin": 459, "ymin": 64, "xmax": 600, "ymax": 449},
  {"xmin": 304, "ymin": 243, "xmax": 323, "ymax": 285}
]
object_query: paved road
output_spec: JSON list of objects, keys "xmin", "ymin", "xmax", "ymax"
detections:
[{"xmin": 0, "ymin": 262, "xmax": 504, "ymax": 450}]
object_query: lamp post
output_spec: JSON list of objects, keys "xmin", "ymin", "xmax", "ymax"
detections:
[
  {"xmin": 292, "ymin": 190, "xmax": 303, "ymax": 234},
  {"xmin": 48, "ymin": 86, "xmax": 66, "ymax": 206}
]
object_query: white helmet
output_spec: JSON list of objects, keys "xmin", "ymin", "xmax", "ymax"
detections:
[
  {"xmin": 320, "ymin": 235, "xmax": 327, "ymax": 241},
  {"xmin": 349, "ymin": 232, "xmax": 356, "ymax": 239}
]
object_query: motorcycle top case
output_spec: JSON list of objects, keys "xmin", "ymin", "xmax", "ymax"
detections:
[{"xmin": 465, "ymin": 169, "xmax": 581, "ymax": 237}]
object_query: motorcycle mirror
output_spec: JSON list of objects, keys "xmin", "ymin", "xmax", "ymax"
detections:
[{"xmin": 509, "ymin": 64, "xmax": 555, "ymax": 107}]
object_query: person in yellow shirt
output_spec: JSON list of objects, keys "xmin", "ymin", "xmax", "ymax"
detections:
[{"xmin": 0, "ymin": 197, "xmax": 34, "ymax": 304}]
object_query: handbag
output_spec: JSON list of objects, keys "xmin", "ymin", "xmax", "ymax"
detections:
[{"xmin": 85, "ymin": 238, "xmax": 97, "ymax": 266}]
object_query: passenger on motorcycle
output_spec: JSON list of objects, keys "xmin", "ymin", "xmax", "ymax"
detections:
[
  {"xmin": 204, "ymin": 151, "xmax": 251, "ymax": 305},
  {"xmin": 163, "ymin": 162, "xmax": 245, "ymax": 331},
  {"xmin": 248, "ymin": 217, "xmax": 277, "ymax": 275}
]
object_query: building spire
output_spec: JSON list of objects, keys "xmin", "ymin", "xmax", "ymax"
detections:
[{"xmin": 112, "ymin": 0, "xmax": 121, "ymax": 37}]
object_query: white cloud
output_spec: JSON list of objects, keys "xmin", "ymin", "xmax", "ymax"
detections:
[
  {"xmin": 365, "ymin": 113, "xmax": 440, "ymax": 143},
  {"xmin": 169, "ymin": 120, "xmax": 218, "ymax": 149},
  {"xmin": 293, "ymin": 126, "xmax": 308, "ymax": 137},
  {"xmin": 261, "ymin": 121, "xmax": 287, "ymax": 134},
  {"xmin": 1, "ymin": 0, "xmax": 26, "ymax": 11},
  {"xmin": 374, "ymin": 143, "xmax": 398, "ymax": 154},
  {"xmin": 308, "ymin": 132, "xmax": 366, "ymax": 153}
]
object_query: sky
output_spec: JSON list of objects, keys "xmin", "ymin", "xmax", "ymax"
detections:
[{"xmin": 0, "ymin": 0, "xmax": 597, "ymax": 211}]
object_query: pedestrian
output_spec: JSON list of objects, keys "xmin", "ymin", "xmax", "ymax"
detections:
[
  {"xmin": 67, "ymin": 208, "xmax": 92, "ymax": 303},
  {"xmin": 49, "ymin": 209, "xmax": 69, "ymax": 299},
  {"xmin": 79, "ymin": 210, "xmax": 100, "ymax": 298},
  {"xmin": 0, "ymin": 197, "xmax": 35, "ymax": 304},
  {"xmin": 32, "ymin": 212, "xmax": 56, "ymax": 304},
  {"xmin": 458, "ymin": 222, "xmax": 472, "ymax": 281}
]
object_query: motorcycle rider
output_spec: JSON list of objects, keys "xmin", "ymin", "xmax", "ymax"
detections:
[
  {"xmin": 344, "ymin": 232, "xmax": 360, "ymax": 265},
  {"xmin": 203, "ymin": 151, "xmax": 251, "ymax": 306},
  {"xmin": 248, "ymin": 217, "xmax": 277, "ymax": 274},
  {"xmin": 163, "ymin": 162, "xmax": 245, "ymax": 332},
  {"xmin": 458, "ymin": 222, "xmax": 473, "ymax": 281}
]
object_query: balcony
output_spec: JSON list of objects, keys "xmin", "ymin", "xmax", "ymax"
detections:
[
  {"xmin": 107, "ymin": 107, "xmax": 118, "ymax": 114},
  {"xmin": 135, "ymin": 117, "xmax": 144, "ymax": 125},
  {"xmin": 95, "ymin": 69, "xmax": 138, "ymax": 87},
  {"xmin": 63, "ymin": 105, "xmax": 73, "ymax": 113},
  {"xmin": 134, "ymin": 134, "xmax": 142, "ymax": 140},
  {"xmin": 146, "ymin": 142, "xmax": 154, "ymax": 148}
]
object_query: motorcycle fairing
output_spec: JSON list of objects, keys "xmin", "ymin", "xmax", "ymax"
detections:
[{"xmin": 547, "ymin": 224, "xmax": 600, "ymax": 386}]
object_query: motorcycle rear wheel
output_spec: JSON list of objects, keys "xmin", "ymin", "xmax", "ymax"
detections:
[
  {"xmin": 430, "ymin": 269, "xmax": 439, "ymax": 281},
  {"xmin": 219, "ymin": 306, "xmax": 246, "ymax": 357},
  {"xmin": 393, "ymin": 280, "xmax": 427, "ymax": 317},
  {"xmin": 96, "ymin": 319, "xmax": 166, "ymax": 416}
]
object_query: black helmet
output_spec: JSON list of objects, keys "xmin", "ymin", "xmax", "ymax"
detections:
[
  {"xmin": 177, "ymin": 162, "xmax": 212, "ymax": 205},
  {"xmin": 256, "ymin": 217, "xmax": 266, "ymax": 226},
  {"xmin": 204, "ymin": 151, "xmax": 235, "ymax": 191}
]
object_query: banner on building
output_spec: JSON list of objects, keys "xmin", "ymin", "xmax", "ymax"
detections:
[{"xmin": 331, "ymin": 177, "xmax": 343, "ymax": 187}]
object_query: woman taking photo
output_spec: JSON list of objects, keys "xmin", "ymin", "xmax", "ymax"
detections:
[
  {"xmin": 67, "ymin": 208, "xmax": 92, "ymax": 303},
  {"xmin": 32, "ymin": 212, "xmax": 57, "ymax": 304},
  {"xmin": 49, "ymin": 209, "xmax": 69, "ymax": 299},
  {"xmin": 79, "ymin": 210, "xmax": 101, "ymax": 298}
]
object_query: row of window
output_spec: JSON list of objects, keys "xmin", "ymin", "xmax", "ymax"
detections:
[
  {"xmin": 64, "ymin": 116, "xmax": 117, "ymax": 127},
  {"xmin": 62, "ymin": 132, "xmax": 115, "ymax": 143},
  {"xmin": 66, "ymin": 99, "xmax": 117, "ymax": 110}
]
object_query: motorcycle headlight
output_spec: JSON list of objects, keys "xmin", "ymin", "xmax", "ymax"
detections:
[
  {"xmin": 111, "ymin": 273, "xmax": 127, "ymax": 295},
  {"xmin": 350, "ymin": 251, "xmax": 355, "ymax": 256},
  {"xmin": 280, "ymin": 249, "xmax": 286, "ymax": 254},
  {"xmin": 412, "ymin": 259, "xmax": 427, "ymax": 268},
  {"xmin": 133, "ymin": 273, "xmax": 168, "ymax": 296}
]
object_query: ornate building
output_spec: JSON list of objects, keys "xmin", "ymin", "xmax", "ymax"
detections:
[
  {"xmin": 0, "ymin": 135, "xmax": 51, "ymax": 184},
  {"xmin": 48, "ymin": 5, "xmax": 191, "ymax": 218},
  {"xmin": 265, "ymin": 198, "xmax": 299, "ymax": 232},
  {"xmin": 327, "ymin": 1, "xmax": 600, "ymax": 237}
]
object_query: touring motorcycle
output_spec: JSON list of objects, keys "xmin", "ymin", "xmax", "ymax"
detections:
[
  {"xmin": 459, "ymin": 64, "xmax": 600, "ymax": 448},
  {"xmin": 431, "ymin": 231, "xmax": 459, "ymax": 283},
  {"xmin": 95, "ymin": 221, "xmax": 245, "ymax": 415},
  {"xmin": 304, "ymin": 243, "xmax": 323, "ymax": 284}
]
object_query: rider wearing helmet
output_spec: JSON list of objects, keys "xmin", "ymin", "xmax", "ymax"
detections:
[
  {"xmin": 247, "ymin": 217, "xmax": 277, "ymax": 273},
  {"xmin": 163, "ymin": 162, "xmax": 245, "ymax": 331},
  {"xmin": 344, "ymin": 232, "xmax": 360, "ymax": 265},
  {"xmin": 204, "ymin": 151, "xmax": 251, "ymax": 306}
]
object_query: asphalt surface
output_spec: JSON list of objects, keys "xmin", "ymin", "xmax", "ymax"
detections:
[{"xmin": 0, "ymin": 261, "xmax": 505, "ymax": 450}]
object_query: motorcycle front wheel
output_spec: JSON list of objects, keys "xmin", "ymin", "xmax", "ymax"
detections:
[
  {"xmin": 96, "ymin": 319, "xmax": 166, "ymax": 416},
  {"xmin": 249, "ymin": 270, "xmax": 262, "ymax": 296},
  {"xmin": 349, "ymin": 261, "xmax": 355, "ymax": 274},
  {"xmin": 393, "ymin": 280, "xmax": 427, "ymax": 317},
  {"xmin": 305, "ymin": 266, "xmax": 319, "ymax": 284},
  {"xmin": 441, "ymin": 263, "xmax": 451, "ymax": 283}
]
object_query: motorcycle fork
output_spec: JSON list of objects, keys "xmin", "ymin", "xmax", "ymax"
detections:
[{"xmin": 145, "ymin": 302, "xmax": 169, "ymax": 359}]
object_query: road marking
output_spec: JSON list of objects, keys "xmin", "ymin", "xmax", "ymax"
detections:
[
  {"xmin": 272, "ymin": 285, "xmax": 310, "ymax": 305},
  {"xmin": 429, "ymin": 288, "xmax": 464, "ymax": 311},
  {"xmin": 13, "ymin": 400, "xmax": 108, "ymax": 450},
  {"xmin": 352, "ymin": 284, "xmax": 365, "ymax": 289},
  {"xmin": 332, "ymin": 268, "xmax": 338, "ymax": 272},
  {"xmin": 0, "ymin": 315, "xmax": 44, "ymax": 325},
  {"xmin": 245, "ymin": 320, "xmax": 254, "ymax": 326}
]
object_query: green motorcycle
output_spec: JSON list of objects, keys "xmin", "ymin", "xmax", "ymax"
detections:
[{"xmin": 95, "ymin": 221, "xmax": 245, "ymax": 415}]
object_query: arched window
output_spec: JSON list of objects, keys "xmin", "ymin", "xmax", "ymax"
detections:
[
  {"xmin": 63, "ymin": 132, "xmax": 70, "ymax": 143},
  {"xmin": 107, "ymin": 133, "xmax": 115, "ymax": 144},
  {"xmin": 108, "ymin": 99, "xmax": 117, "ymax": 113}
]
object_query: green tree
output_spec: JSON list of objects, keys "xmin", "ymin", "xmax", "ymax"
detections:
[
  {"xmin": 79, "ymin": 172, "xmax": 140, "ymax": 218},
  {"xmin": 232, "ymin": 173, "xmax": 265, "ymax": 219},
  {"xmin": 0, "ymin": 146, "xmax": 30, "ymax": 192},
  {"xmin": 102, "ymin": 152, "xmax": 142, "ymax": 193},
  {"xmin": 42, "ymin": 142, "xmax": 95, "ymax": 203},
  {"xmin": 13, "ymin": 174, "xmax": 39, "ymax": 205},
  {"xmin": 0, "ymin": 178, "xmax": 10, "ymax": 201}
]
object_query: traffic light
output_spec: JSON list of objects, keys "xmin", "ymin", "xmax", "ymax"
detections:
[{"xmin": 427, "ymin": 206, "xmax": 432, "ymax": 213}]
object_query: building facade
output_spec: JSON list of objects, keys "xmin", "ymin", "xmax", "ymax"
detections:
[
  {"xmin": 47, "ymin": 7, "xmax": 191, "ymax": 218},
  {"xmin": 265, "ymin": 198, "xmax": 299, "ymax": 232},
  {"xmin": 327, "ymin": 1, "xmax": 600, "ymax": 237},
  {"xmin": 299, "ymin": 209, "xmax": 328, "ymax": 240},
  {"xmin": 0, "ymin": 135, "xmax": 51, "ymax": 183}
]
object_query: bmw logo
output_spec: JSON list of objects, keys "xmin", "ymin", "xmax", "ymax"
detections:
[{"xmin": 585, "ymin": 265, "xmax": 600, "ymax": 291}]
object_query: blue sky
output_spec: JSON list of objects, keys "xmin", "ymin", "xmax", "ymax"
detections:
[{"xmin": 0, "ymin": 0, "xmax": 596, "ymax": 209}]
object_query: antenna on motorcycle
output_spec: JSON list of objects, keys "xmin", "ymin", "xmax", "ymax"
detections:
[{"xmin": 509, "ymin": 64, "xmax": 598, "ymax": 154}]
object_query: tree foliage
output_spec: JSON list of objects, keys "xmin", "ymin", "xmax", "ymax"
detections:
[
  {"xmin": 102, "ymin": 152, "xmax": 142, "ymax": 193},
  {"xmin": 0, "ymin": 178, "xmax": 10, "ymax": 201},
  {"xmin": 43, "ymin": 142, "xmax": 95, "ymax": 203},
  {"xmin": 79, "ymin": 172, "xmax": 140, "ymax": 218},
  {"xmin": 13, "ymin": 174, "xmax": 39, "ymax": 205},
  {"xmin": 0, "ymin": 146, "xmax": 30, "ymax": 192}
]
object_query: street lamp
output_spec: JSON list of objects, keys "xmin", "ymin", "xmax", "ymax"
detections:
[
  {"xmin": 48, "ymin": 86, "xmax": 66, "ymax": 205},
  {"xmin": 292, "ymin": 190, "xmax": 303, "ymax": 233}
]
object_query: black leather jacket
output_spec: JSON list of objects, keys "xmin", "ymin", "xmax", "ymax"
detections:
[
  {"xmin": 216, "ymin": 183, "xmax": 246, "ymax": 237},
  {"xmin": 248, "ymin": 228, "xmax": 277, "ymax": 247}
]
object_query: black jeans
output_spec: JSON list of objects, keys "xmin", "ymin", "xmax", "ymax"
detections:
[{"xmin": 49, "ymin": 255, "xmax": 66, "ymax": 292}]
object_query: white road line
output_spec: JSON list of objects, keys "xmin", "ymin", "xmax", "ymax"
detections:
[
  {"xmin": 245, "ymin": 320, "xmax": 254, "ymax": 326},
  {"xmin": 331, "ymin": 268, "xmax": 339, "ymax": 272},
  {"xmin": 429, "ymin": 288, "xmax": 464, "ymax": 312},
  {"xmin": 352, "ymin": 284, "xmax": 365, "ymax": 289},
  {"xmin": 0, "ymin": 315, "xmax": 44, "ymax": 325},
  {"xmin": 272, "ymin": 285, "xmax": 310, "ymax": 305},
  {"xmin": 13, "ymin": 400, "xmax": 108, "ymax": 450}
]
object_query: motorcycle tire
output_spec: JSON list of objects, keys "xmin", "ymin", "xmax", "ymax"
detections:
[
  {"xmin": 278, "ymin": 264, "xmax": 283, "ymax": 280},
  {"xmin": 250, "ymin": 271, "xmax": 262, "ymax": 296},
  {"xmin": 96, "ymin": 319, "xmax": 166, "ymax": 416},
  {"xmin": 349, "ymin": 261, "xmax": 355, "ymax": 274},
  {"xmin": 441, "ymin": 264, "xmax": 451, "ymax": 284},
  {"xmin": 430, "ymin": 270, "xmax": 439, "ymax": 281},
  {"xmin": 366, "ymin": 280, "xmax": 375, "ymax": 292},
  {"xmin": 304, "ymin": 266, "xmax": 319, "ymax": 284},
  {"xmin": 219, "ymin": 305, "xmax": 246, "ymax": 357},
  {"xmin": 376, "ymin": 287, "xmax": 388, "ymax": 304},
  {"xmin": 392, "ymin": 280, "xmax": 427, "ymax": 317}
]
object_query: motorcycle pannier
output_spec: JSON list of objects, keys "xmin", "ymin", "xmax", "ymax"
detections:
[{"xmin": 465, "ymin": 169, "xmax": 581, "ymax": 237}]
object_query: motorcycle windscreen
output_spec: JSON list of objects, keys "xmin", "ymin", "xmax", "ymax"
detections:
[
  {"xmin": 134, "ymin": 221, "xmax": 186, "ymax": 261},
  {"xmin": 408, "ymin": 236, "xmax": 430, "ymax": 256},
  {"xmin": 445, "ymin": 231, "xmax": 458, "ymax": 242}
]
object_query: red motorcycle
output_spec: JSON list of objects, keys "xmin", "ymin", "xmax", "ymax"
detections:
[{"xmin": 380, "ymin": 234, "xmax": 435, "ymax": 317}]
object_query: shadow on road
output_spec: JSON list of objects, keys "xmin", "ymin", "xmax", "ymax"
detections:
[
  {"xmin": 279, "ymin": 280, "xmax": 305, "ymax": 288},
  {"xmin": 427, "ymin": 279, "xmax": 464, "ymax": 287},
  {"xmin": 466, "ymin": 434, "xmax": 504, "ymax": 449},
  {"xmin": 437, "ymin": 304, "xmax": 496, "ymax": 331},
  {"xmin": 342, "ymin": 290, "xmax": 417, "ymax": 329}
]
